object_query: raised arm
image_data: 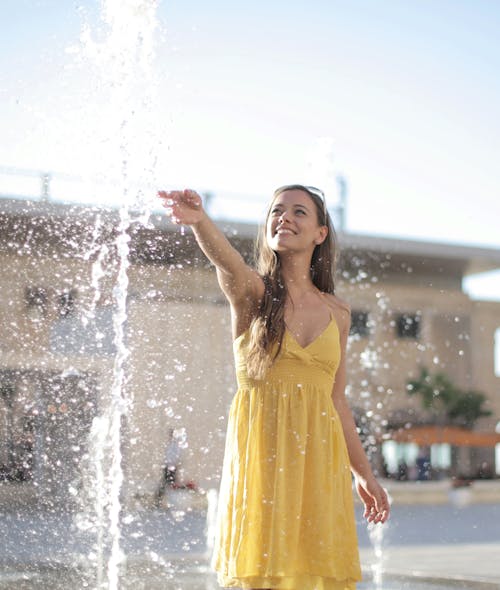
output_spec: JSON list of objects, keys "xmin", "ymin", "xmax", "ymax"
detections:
[
  {"xmin": 331, "ymin": 302, "xmax": 390, "ymax": 524},
  {"xmin": 158, "ymin": 190, "xmax": 264, "ymax": 330}
]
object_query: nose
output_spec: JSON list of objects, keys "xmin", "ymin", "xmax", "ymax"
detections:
[{"xmin": 278, "ymin": 210, "xmax": 291, "ymax": 224}]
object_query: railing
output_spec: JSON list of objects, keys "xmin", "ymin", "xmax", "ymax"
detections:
[{"xmin": 0, "ymin": 165, "xmax": 347, "ymax": 228}]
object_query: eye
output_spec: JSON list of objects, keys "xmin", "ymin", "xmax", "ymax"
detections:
[
  {"xmin": 271, "ymin": 207, "xmax": 283, "ymax": 215},
  {"xmin": 295, "ymin": 208, "xmax": 306, "ymax": 215}
]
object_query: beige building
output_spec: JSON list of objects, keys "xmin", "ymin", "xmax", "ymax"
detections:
[{"xmin": 1, "ymin": 195, "xmax": 500, "ymax": 509}]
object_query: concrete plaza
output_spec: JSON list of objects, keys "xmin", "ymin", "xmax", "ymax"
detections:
[{"xmin": 0, "ymin": 499, "xmax": 499, "ymax": 589}]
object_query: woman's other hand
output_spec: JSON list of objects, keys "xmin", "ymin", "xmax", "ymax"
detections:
[
  {"xmin": 158, "ymin": 189, "xmax": 204, "ymax": 225},
  {"xmin": 355, "ymin": 475, "xmax": 390, "ymax": 524}
]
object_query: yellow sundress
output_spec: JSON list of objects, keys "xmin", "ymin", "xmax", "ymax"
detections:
[{"xmin": 212, "ymin": 316, "xmax": 362, "ymax": 590}]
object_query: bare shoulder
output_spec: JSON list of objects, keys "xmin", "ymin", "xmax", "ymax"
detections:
[{"xmin": 322, "ymin": 293, "xmax": 351, "ymax": 335}]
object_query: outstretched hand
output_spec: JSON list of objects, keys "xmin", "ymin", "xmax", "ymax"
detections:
[
  {"xmin": 158, "ymin": 189, "xmax": 204, "ymax": 225},
  {"xmin": 355, "ymin": 476, "xmax": 390, "ymax": 524}
]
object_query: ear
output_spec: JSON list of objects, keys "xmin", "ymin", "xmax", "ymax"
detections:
[{"xmin": 315, "ymin": 225, "xmax": 328, "ymax": 245}]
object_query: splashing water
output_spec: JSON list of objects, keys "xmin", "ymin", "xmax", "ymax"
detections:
[
  {"xmin": 81, "ymin": 214, "xmax": 108, "ymax": 328},
  {"xmin": 73, "ymin": 2, "xmax": 162, "ymax": 588},
  {"xmin": 368, "ymin": 521, "xmax": 385, "ymax": 590},
  {"xmin": 366, "ymin": 488, "xmax": 392, "ymax": 590}
]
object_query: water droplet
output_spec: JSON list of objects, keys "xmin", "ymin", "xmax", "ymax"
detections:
[
  {"xmin": 150, "ymin": 551, "xmax": 159, "ymax": 562},
  {"xmin": 172, "ymin": 510, "xmax": 185, "ymax": 522}
]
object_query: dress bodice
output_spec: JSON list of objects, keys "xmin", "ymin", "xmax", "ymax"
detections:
[{"xmin": 233, "ymin": 316, "xmax": 341, "ymax": 391}]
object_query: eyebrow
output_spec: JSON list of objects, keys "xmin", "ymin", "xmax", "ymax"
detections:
[{"xmin": 272, "ymin": 202, "xmax": 310, "ymax": 211}]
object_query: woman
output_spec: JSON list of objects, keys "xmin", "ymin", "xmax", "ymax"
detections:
[{"xmin": 158, "ymin": 185, "xmax": 390, "ymax": 590}]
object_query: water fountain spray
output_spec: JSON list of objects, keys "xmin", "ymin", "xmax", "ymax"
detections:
[{"xmin": 75, "ymin": 2, "xmax": 161, "ymax": 588}]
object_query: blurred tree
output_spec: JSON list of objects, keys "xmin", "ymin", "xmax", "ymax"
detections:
[
  {"xmin": 406, "ymin": 368, "xmax": 492, "ymax": 428},
  {"xmin": 446, "ymin": 389, "xmax": 492, "ymax": 429}
]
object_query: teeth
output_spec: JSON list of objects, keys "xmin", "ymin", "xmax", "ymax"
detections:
[{"xmin": 277, "ymin": 229, "xmax": 293, "ymax": 235}]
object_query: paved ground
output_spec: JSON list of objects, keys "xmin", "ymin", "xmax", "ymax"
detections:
[
  {"xmin": 0, "ymin": 502, "xmax": 499, "ymax": 588},
  {"xmin": 359, "ymin": 503, "xmax": 500, "ymax": 587},
  {"xmin": 359, "ymin": 544, "xmax": 500, "ymax": 587}
]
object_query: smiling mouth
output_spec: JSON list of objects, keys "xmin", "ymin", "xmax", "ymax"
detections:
[{"xmin": 275, "ymin": 228, "xmax": 295, "ymax": 236}]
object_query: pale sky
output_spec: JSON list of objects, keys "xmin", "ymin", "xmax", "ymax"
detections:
[{"xmin": 1, "ymin": 0, "xmax": 500, "ymax": 298}]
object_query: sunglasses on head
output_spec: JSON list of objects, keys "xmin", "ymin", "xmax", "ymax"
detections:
[{"xmin": 274, "ymin": 184, "xmax": 327, "ymax": 219}]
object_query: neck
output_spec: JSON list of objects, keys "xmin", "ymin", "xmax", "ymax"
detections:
[{"xmin": 279, "ymin": 255, "xmax": 316, "ymax": 296}]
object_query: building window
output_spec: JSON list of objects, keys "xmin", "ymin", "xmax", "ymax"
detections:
[
  {"xmin": 381, "ymin": 440, "xmax": 419, "ymax": 480},
  {"xmin": 350, "ymin": 311, "xmax": 369, "ymax": 337},
  {"xmin": 395, "ymin": 313, "xmax": 421, "ymax": 339},
  {"xmin": 58, "ymin": 289, "xmax": 77, "ymax": 317},
  {"xmin": 25, "ymin": 286, "xmax": 47, "ymax": 317},
  {"xmin": 431, "ymin": 443, "xmax": 451, "ymax": 470}
]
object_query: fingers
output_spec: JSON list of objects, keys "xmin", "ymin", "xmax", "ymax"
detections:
[
  {"xmin": 157, "ymin": 191, "xmax": 176, "ymax": 222},
  {"xmin": 361, "ymin": 485, "xmax": 390, "ymax": 524},
  {"xmin": 157, "ymin": 190, "xmax": 186, "ymax": 224},
  {"xmin": 183, "ymin": 189, "xmax": 202, "ymax": 207},
  {"xmin": 157, "ymin": 190, "xmax": 202, "ymax": 225},
  {"xmin": 368, "ymin": 503, "xmax": 389, "ymax": 524},
  {"xmin": 157, "ymin": 189, "xmax": 182, "ymax": 207},
  {"xmin": 369, "ymin": 489, "xmax": 390, "ymax": 524},
  {"xmin": 157, "ymin": 189, "xmax": 200, "ymax": 205},
  {"xmin": 365, "ymin": 502, "xmax": 388, "ymax": 524}
]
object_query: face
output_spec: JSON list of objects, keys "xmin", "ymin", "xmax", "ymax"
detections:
[{"xmin": 266, "ymin": 189, "xmax": 328, "ymax": 253}]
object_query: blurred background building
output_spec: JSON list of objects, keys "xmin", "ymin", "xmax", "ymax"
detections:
[{"xmin": 1, "ymin": 184, "xmax": 500, "ymax": 509}]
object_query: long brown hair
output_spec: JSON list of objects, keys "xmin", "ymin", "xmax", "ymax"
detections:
[{"xmin": 246, "ymin": 185, "xmax": 338, "ymax": 379}]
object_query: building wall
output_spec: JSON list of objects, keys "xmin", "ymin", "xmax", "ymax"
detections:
[
  {"xmin": 470, "ymin": 301, "xmax": 500, "ymax": 424},
  {"xmin": 125, "ymin": 298, "xmax": 234, "ymax": 494},
  {"xmin": 341, "ymin": 280, "xmax": 475, "ymax": 413},
  {"xmin": 0, "ymin": 250, "xmax": 238, "ymax": 505}
]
